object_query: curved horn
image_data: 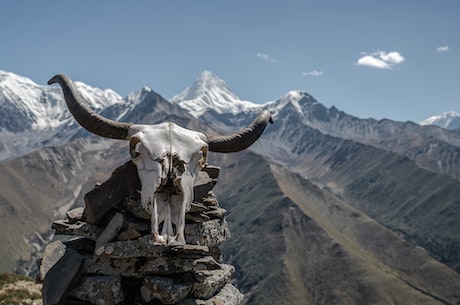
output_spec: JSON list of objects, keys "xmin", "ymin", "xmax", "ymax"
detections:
[
  {"xmin": 206, "ymin": 110, "xmax": 273, "ymax": 153},
  {"xmin": 48, "ymin": 74, "xmax": 132, "ymax": 140}
]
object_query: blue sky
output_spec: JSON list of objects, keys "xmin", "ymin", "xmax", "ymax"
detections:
[{"xmin": 1, "ymin": 1, "xmax": 458, "ymax": 122}]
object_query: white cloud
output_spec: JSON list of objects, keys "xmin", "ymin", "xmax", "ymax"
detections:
[
  {"xmin": 302, "ymin": 70, "xmax": 324, "ymax": 76},
  {"xmin": 257, "ymin": 52, "xmax": 277, "ymax": 63},
  {"xmin": 436, "ymin": 45, "xmax": 449, "ymax": 53},
  {"xmin": 356, "ymin": 51, "xmax": 405, "ymax": 69},
  {"xmin": 380, "ymin": 51, "xmax": 404, "ymax": 64}
]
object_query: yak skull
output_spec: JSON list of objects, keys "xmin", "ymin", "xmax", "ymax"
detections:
[
  {"xmin": 130, "ymin": 123, "xmax": 208, "ymax": 244},
  {"xmin": 49, "ymin": 74, "xmax": 272, "ymax": 245}
]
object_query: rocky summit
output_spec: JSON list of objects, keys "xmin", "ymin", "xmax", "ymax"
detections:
[{"xmin": 38, "ymin": 162, "xmax": 243, "ymax": 305}]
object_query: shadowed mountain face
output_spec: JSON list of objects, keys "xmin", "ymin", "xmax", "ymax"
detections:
[
  {"xmin": 250, "ymin": 107, "xmax": 460, "ymax": 273},
  {"xmin": 211, "ymin": 151, "xmax": 460, "ymax": 305},
  {"xmin": 193, "ymin": 85, "xmax": 460, "ymax": 273},
  {"xmin": 0, "ymin": 137, "xmax": 123, "ymax": 272}
]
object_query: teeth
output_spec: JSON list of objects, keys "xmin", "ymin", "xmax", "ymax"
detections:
[{"xmin": 173, "ymin": 177, "xmax": 181, "ymax": 187}]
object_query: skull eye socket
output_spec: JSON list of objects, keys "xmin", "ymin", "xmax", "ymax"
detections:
[{"xmin": 129, "ymin": 136, "xmax": 142, "ymax": 159}]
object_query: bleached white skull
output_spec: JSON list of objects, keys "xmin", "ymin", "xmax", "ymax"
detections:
[
  {"xmin": 129, "ymin": 122, "xmax": 208, "ymax": 244},
  {"xmin": 49, "ymin": 74, "xmax": 272, "ymax": 245}
]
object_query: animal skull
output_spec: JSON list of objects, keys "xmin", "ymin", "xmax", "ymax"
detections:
[
  {"xmin": 129, "ymin": 122, "xmax": 208, "ymax": 244},
  {"xmin": 49, "ymin": 74, "xmax": 272, "ymax": 245}
]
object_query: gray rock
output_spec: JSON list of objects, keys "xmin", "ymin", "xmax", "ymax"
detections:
[
  {"xmin": 186, "ymin": 213, "xmax": 211, "ymax": 223},
  {"xmin": 177, "ymin": 283, "xmax": 243, "ymax": 305},
  {"xmin": 122, "ymin": 217, "xmax": 150, "ymax": 234},
  {"xmin": 63, "ymin": 237, "xmax": 95, "ymax": 253},
  {"xmin": 191, "ymin": 256, "xmax": 222, "ymax": 271},
  {"xmin": 52, "ymin": 220, "xmax": 102, "ymax": 241},
  {"xmin": 69, "ymin": 275, "xmax": 124, "ymax": 305},
  {"xmin": 116, "ymin": 229, "xmax": 142, "ymax": 241},
  {"xmin": 82, "ymin": 255, "xmax": 221, "ymax": 277},
  {"xmin": 84, "ymin": 160, "xmax": 140, "ymax": 224},
  {"xmin": 168, "ymin": 244, "xmax": 211, "ymax": 257},
  {"xmin": 185, "ymin": 218, "xmax": 231, "ymax": 246},
  {"xmin": 204, "ymin": 207, "xmax": 226, "ymax": 219},
  {"xmin": 201, "ymin": 166, "xmax": 220, "ymax": 179},
  {"xmin": 39, "ymin": 240, "xmax": 67, "ymax": 281},
  {"xmin": 95, "ymin": 212, "xmax": 124, "ymax": 254},
  {"xmin": 208, "ymin": 283, "xmax": 244, "ymax": 305},
  {"xmin": 67, "ymin": 207, "xmax": 85, "ymax": 224},
  {"xmin": 202, "ymin": 194, "xmax": 219, "ymax": 207},
  {"xmin": 94, "ymin": 235, "xmax": 211, "ymax": 259},
  {"xmin": 191, "ymin": 264, "xmax": 235, "ymax": 299},
  {"xmin": 140, "ymin": 276, "xmax": 193, "ymax": 304},
  {"xmin": 194, "ymin": 171, "xmax": 217, "ymax": 201},
  {"xmin": 118, "ymin": 194, "xmax": 150, "ymax": 220},
  {"xmin": 189, "ymin": 203, "xmax": 209, "ymax": 214},
  {"xmin": 42, "ymin": 247, "xmax": 84, "ymax": 305}
]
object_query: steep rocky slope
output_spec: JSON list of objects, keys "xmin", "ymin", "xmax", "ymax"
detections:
[
  {"xmin": 253, "ymin": 109, "xmax": 460, "ymax": 272},
  {"xmin": 213, "ymin": 151, "xmax": 460, "ymax": 305},
  {"xmin": 0, "ymin": 137, "xmax": 124, "ymax": 272}
]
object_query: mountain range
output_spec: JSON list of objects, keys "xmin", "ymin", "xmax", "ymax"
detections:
[{"xmin": 1, "ymin": 69, "xmax": 460, "ymax": 304}]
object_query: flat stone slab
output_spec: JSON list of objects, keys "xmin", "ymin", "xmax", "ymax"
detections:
[
  {"xmin": 177, "ymin": 283, "xmax": 243, "ymax": 305},
  {"xmin": 42, "ymin": 247, "xmax": 84, "ymax": 305},
  {"xmin": 67, "ymin": 207, "xmax": 85, "ymax": 224},
  {"xmin": 191, "ymin": 264, "xmax": 235, "ymax": 299},
  {"xmin": 52, "ymin": 220, "xmax": 102, "ymax": 241},
  {"xmin": 84, "ymin": 161, "xmax": 141, "ymax": 224},
  {"xmin": 95, "ymin": 235, "xmax": 210, "ymax": 259},
  {"xmin": 39, "ymin": 240, "xmax": 67, "ymax": 281},
  {"xmin": 95, "ymin": 212, "xmax": 124, "ymax": 252},
  {"xmin": 82, "ymin": 255, "xmax": 221, "ymax": 277}
]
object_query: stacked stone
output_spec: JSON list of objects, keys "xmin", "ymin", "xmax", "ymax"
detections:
[{"xmin": 39, "ymin": 162, "xmax": 243, "ymax": 305}]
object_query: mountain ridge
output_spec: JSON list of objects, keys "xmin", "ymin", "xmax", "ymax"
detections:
[
  {"xmin": 0, "ymin": 70, "xmax": 132, "ymax": 161},
  {"xmin": 1, "ymin": 69, "xmax": 460, "ymax": 303},
  {"xmin": 420, "ymin": 111, "xmax": 460, "ymax": 130}
]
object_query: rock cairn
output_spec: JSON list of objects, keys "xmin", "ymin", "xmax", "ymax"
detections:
[{"xmin": 38, "ymin": 161, "xmax": 243, "ymax": 305}]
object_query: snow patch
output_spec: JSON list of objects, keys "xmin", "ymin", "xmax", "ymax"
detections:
[{"xmin": 420, "ymin": 111, "xmax": 460, "ymax": 130}]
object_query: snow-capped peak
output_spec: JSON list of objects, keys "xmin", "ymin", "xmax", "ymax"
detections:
[
  {"xmin": 0, "ymin": 69, "xmax": 127, "ymax": 161},
  {"xmin": 277, "ymin": 90, "xmax": 306, "ymax": 114},
  {"xmin": 170, "ymin": 71, "xmax": 259, "ymax": 117},
  {"xmin": 420, "ymin": 111, "xmax": 460, "ymax": 130},
  {"xmin": 264, "ymin": 90, "xmax": 320, "ymax": 119}
]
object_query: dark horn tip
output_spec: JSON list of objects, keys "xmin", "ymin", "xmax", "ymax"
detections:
[
  {"xmin": 47, "ymin": 74, "xmax": 62, "ymax": 85},
  {"xmin": 260, "ymin": 110, "xmax": 274, "ymax": 124}
]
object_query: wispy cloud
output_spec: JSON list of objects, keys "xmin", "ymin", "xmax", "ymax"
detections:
[
  {"xmin": 356, "ymin": 51, "xmax": 405, "ymax": 69},
  {"xmin": 257, "ymin": 52, "xmax": 277, "ymax": 63},
  {"xmin": 436, "ymin": 45, "xmax": 449, "ymax": 53},
  {"xmin": 302, "ymin": 70, "xmax": 324, "ymax": 76}
]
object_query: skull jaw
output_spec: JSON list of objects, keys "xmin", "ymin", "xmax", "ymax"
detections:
[
  {"xmin": 148, "ymin": 176, "xmax": 193, "ymax": 246},
  {"xmin": 136, "ymin": 149, "xmax": 203, "ymax": 246}
]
